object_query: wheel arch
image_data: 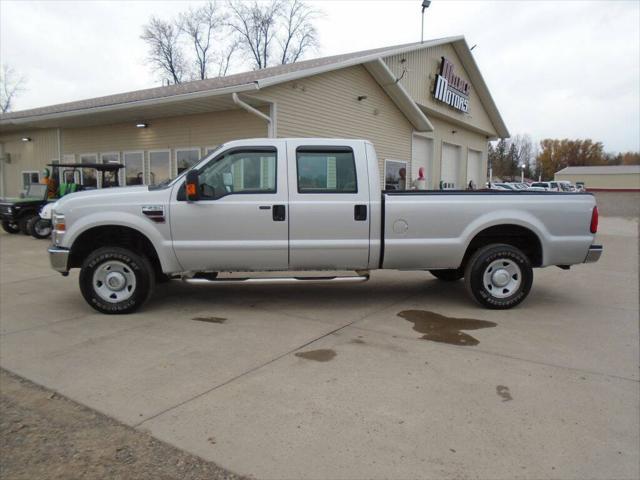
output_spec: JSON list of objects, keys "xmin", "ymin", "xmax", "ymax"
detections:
[
  {"xmin": 69, "ymin": 225, "xmax": 163, "ymax": 278},
  {"xmin": 462, "ymin": 223, "xmax": 543, "ymax": 269}
]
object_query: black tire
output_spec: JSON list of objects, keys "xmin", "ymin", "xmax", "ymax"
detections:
[
  {"xmin": 79, "ymin": 247, "xmax": 155, "ymax": 314},
  {"xmin": 464, "ymin": 243, "xmax": 533, "ymax": 309},
  {"xmin": 28, "ymin": 217, "xmax": 52, "ymax": 239},
  {"xmin": 429, "ymin": 268, "xmax": 464, "ymax": 281},
  {"xmin": 19, "ymin": 214, "xmax": 38, "ymax": 235},
  {"xmin": 1, "ymin": 220, "xmax": 20, "ymax": 234}
]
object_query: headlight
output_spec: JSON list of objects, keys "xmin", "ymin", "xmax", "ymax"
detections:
[{"xmin": 53, "ymin": 213, "xmax": 66, "ymax": 233}]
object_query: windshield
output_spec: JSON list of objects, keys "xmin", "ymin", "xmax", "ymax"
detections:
[{"xmin": 24, "ymin": 183, "xmax": 47, "ymax": 199}]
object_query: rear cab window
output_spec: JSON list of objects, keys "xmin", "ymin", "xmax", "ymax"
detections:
[{"xmin": 296, "ymin": 147, "xmax": 357, "ymax": 194}]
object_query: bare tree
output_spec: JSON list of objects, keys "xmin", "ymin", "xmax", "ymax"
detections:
[
  {"xmin": 227, "ymin": 0, "xmax": 281, "ymax": 69},
  {"xmin": 141, "ymin": 17, "xmax": 186, "ymax": 84},
  {"xmin": 214, "ymin": 40, "xmax": 240, "ymax": 77},
  {"xmin": 179, "ymin": 1, "xmax": 229, "ymax": 80},
  {"xmin": 279, "ymin": 0, "xmax": 318, "ymax": 65},
  {"xmin": 0, "ymin": 64, "xmax": 26, "ymax": 113}
]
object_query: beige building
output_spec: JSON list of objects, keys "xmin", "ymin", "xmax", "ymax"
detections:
[
  {"xmin": 555, "ymin": 166, "xmax": 640, "ymax": 191},
  {"xmin": 0, "ymin": 36, "xmax": 508, "ymax": 197}
]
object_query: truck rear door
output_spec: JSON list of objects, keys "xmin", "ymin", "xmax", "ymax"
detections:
[{"xmin": 286, "ymin": 140, "xmax": 371, "ymax": 270}]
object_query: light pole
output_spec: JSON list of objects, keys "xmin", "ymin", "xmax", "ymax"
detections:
[
  {"xmin": 421, "ymin": 1, "xmax": 431, "ymax": 43},
  {"xmin": 520, "ymin": 164, "xmax": 526, "ymax": 183}
]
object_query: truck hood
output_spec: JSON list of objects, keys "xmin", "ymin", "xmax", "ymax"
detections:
[
  {"xmin": 0, "ymin": 197, "xmax": 46, "ymax": 207},
  {"xmin": 54, "ymin": 186, "xmax": 151, "ymax": 211}
]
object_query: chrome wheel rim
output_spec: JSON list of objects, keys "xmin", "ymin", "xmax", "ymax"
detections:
[
  {"xmin": 92, "ymin": 260, "xmax": 137, "ymax": 303},
  {"xmin": 35, "ymin": 221, "xmax": 51, "ymax": 236},
  {"xmin": 483, "ymin": 259, "xmax": 521, "ymax": 299}
]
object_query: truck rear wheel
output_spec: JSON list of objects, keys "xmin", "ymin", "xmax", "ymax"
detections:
[
  {"xmin": 464, "ymin": 244, "xmax": 533, "ymax": 309},
  {"xmin": 1, "ymin": 221, "xmax": 20, "ymax": 234},
  {"xmin": 429, "ymin": 268, "xmax": 464, "ymax": 281},
  {"xmin": 19, "ymin": 214, "xmax": 38, "ymax": 235},
  {"xmin": 79, "ymin": 247, "xmax": 155, "ymax": 314}
]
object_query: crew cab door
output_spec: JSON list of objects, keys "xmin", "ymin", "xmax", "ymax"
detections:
[
  {"xmin": 287, "ymin": 140, "xmax": 371, "ymax": 270},
  {"xmin": 169, "ymin": 141, "xmax": 288, "ymax": 272}
]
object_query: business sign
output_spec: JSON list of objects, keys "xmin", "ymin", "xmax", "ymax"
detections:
[{"xmin": 433, "ymin": 57, "xmax": 470, "ymax": 113}]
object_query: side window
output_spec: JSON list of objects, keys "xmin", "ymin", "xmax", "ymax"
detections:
[
  {"xmin": 296, "ymin": 148, "xmax": 357, "ymax": 193},
  {"xmin": 198, "ymin": 148, "xmax": 277, "ymax": 200}
]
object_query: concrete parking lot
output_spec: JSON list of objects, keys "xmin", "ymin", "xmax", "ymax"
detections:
[{"xmin": 1, "ymin": 216, "xmax": 638, "ymax": 480}]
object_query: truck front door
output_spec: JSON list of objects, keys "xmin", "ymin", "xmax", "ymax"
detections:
[
  {"xmin": 287, "ymin": 141, "xmax": 371, "ymax": 270},
  {"xmin": 170, "ymin": 142, "xmax": 289, "ymax": 272}
]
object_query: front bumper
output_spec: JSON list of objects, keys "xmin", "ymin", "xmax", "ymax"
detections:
[
  {"xmin": 584, "ymin": 244, "xmax": 603, "ymax": 263},
  {"xmin": 48, "ymin": 247, "xmax": 70, "ymax": 273}
]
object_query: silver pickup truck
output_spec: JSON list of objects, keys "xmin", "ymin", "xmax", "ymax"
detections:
[{"xmin": 48, "ymin": 138, "xmax": 602, "ymax": 314}]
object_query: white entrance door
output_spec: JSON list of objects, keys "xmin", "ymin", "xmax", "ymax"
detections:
[
  {"xmin": 412, "ymin": 135, "xmax": 433, "ymax": 188},
  {"xmin": 441, "ymin": 142, "xmax": 461, "ymax": 189},
  {"xmin": 467, "ymin": 149, "xmax": 484, "ymax": 188}
]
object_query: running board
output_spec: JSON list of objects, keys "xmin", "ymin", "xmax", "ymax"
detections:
[{"xmin": 182, "ymin": 274, "xmax": 370, "ymax": 286}]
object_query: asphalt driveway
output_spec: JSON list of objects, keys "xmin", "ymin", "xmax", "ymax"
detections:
[{"xmin": 0, "ymin": 217, "xmax": 638, "ymax": 479}]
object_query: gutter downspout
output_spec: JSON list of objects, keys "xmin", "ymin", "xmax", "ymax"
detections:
[
  {"xmin": 232, "ymin": 92, "xmax": 273, "ymax": 137},
  {"xmin": 57, "ymin": 128, "xmax": 62, "ymax": 162},
  {"xmin": 0, "ymin": 142, "xmax": 5, "ymax": 198}
]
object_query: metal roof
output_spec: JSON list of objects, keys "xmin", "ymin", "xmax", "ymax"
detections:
[
  {"xmin": 556, "ymin": 165, "xmax": 640, "ymax": 175},
  {"xmin": 0, "ymin": 35, "xmax": 508, "ymax": 137}
]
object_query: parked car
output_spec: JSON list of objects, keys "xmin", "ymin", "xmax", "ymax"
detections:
[
  {"xmin": 493, "ymin": 182, "xmax": 517, "ymax": 190},
  {"xmin": 0, "ymin": 183, "xmax": 50, "ymax": 235},
  {"xmin": 558, "ymin": 181, "xmax": 577, "ymax": 192},
  {"xmin": 530, "ymin": 181, "xmax": 561, "ymax": 192},
  {"xmin": 47, "ymin": 138, "xmax": 602, "ymax": 314}
]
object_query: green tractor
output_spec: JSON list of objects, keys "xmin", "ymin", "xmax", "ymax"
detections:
[{"xmin": 0, "ymin": 162, "xmax": 125, "ymax": 239}]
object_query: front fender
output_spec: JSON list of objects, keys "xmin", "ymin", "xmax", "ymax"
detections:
[{"xmin": 63, "ymin": 211, "xmax": 182, "ymax": 273}]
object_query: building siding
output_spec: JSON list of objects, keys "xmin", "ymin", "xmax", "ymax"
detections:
[
  {"xmin": 0, "ymin": 129, "xmax": 60, "ymax": 197},
  {"xmin": 555, "ymin": 172, "xmax": 640, "ymax": 191},
  {"xmin": 384, "ymin": 44, "xmax": 498, "ymax": 137},
  {"xmin": 254, "ymin": 65, "xmax": 414, "ymax": 181}
]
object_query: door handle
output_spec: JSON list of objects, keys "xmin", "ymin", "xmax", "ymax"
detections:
[
  {"xmin": 272, "ymin": 205, "xmax": 286, "ymax": 221},
  {"xmin": 354, "ymin": 204, "xmax": 367, "ymax": 221}
]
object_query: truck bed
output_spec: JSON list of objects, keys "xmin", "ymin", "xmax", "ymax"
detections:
[{"xmin": 381, "ymin": 191, "xmax": 597, "ymax": 270}]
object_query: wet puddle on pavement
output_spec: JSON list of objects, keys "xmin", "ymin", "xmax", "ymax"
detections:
[
  {"xmin": 192, "ymin": 316, "xmax": 227, "ymax": 324},
  {"xmin": 496, "ymin": 385, "xmax": 513, "ymax": 401},
  {"xmin": 295, "ymin": 349, "xmax": 336, "ymax": 362},
  {"xmin": 397, "ymin": 310, "xmax": 496, "ymax": 346}
]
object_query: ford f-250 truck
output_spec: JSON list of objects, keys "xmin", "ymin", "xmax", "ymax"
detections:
[{"xmin": 47, "ymin": 138, "xmax": 602, "ymax": 314}]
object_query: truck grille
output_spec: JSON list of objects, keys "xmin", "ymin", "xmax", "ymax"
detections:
[{"xmin": 0, "ymin": 205, "xmax": 11, "ymax": 216}]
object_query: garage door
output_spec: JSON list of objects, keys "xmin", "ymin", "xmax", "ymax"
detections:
[
  {"xmin": 467, "ymin": 149, "xmax": 484, "ymax": 189},
  {"xmin": 441, "ymin": 143, "xmax": 461, "ymax": 188},
  {"xmin": 412, "ymin": 135, "xmax": 433, "ymax": 187}
]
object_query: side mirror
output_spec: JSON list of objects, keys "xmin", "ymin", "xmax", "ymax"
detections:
[{"xmin": 185, "ymin": 170, "xmax": 200, "ymax": 201}]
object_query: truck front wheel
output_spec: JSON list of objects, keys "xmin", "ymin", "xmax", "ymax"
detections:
[
  {"xmin": 79, "ymin": 247, "xmax": 155, "ymax": 314},
  {"xmin": 464, "ymin": 244, "xmax": 533, "ymax": 309},
  {"xmin": 1, "ymin": 221, "xmax": 20, "ymax": 234}
]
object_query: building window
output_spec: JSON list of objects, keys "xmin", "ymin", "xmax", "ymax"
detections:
[
  {"xmin": 176, "ymin": 148, "xmax": 201, "ymax": 175},
  {"xmin": 100, "ymin": 152, "xmax": 120, "ymax": 188},
  {"xmin": 21, "ymin": 171, "xmax": 40, "ymax": 189},
  {"xmin": 296, "ymin": 148, "xmax": 357, "ymax": 194},
  {"xmin": 61, "ymin": 155, "xmax": 80, "ymax": 184},
  {"xmin": 148, "ymin": 150, "xmax": 171, "ymax": 185},
  {"xmin": 123, "ymin": 151, "xmax": 145, "ymax": 185},
  {"xmin": 384, "ymin": 159, "xmax": 407, "ymax": 190},
  {"xmin": 197, "ymin": 148, "xmax": 277, "ymax": 199},
  {"xmin": 79, "ymin": 153, "xmax": 98, "ymax": 188}
]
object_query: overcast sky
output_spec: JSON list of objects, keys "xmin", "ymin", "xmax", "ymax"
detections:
[{"xmin": 1, "ymin": 0, "xmax": 638, "ymax": 152}]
